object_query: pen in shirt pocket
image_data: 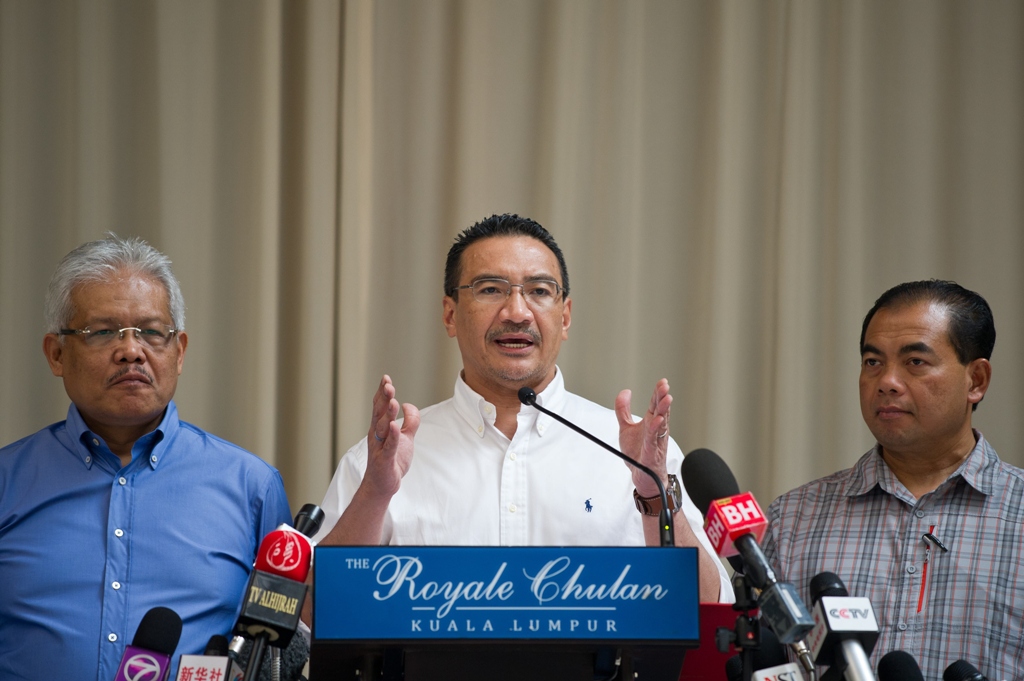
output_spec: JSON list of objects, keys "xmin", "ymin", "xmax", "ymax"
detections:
[{"xmin": 917, "ymin": 528, "xmax": 949, "ymax": 614}]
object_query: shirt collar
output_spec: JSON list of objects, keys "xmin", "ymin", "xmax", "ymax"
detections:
[
  {"xmin": 66, "ymin": 400, "xmax": 179, "ymax": 471},
  {"xmin": 846, "ymin": 429, "xmax": 994, "ymax": 498},
  {"xmin": 452, "ymin": 366, "xmax": 567, "ymax": 439}
]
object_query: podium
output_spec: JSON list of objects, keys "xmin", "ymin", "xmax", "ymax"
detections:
[{"xmin": 310, "ymin": 546, "xmax": 700, "ymax": 680}]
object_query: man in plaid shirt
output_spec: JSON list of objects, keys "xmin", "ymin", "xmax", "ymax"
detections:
[{"xmin": 762, "ymin": 280, "xmax": 1022, "ymax": 681}]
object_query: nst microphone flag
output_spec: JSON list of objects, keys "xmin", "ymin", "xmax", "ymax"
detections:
[{"xmin": 703, "ymin": 491, "xmax": 767, "ymax": 558}]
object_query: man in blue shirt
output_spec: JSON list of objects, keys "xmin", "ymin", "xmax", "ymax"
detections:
[{"xmin": 0, "ymin": 235, "xmax": 292, "ymax": 680}]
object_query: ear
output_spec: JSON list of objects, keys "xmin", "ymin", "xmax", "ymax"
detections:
[
  {"xmin": 966, "ymin": 357, "xmax": 992, "ymax": 407},
  {"xmin": 560, "ymin": 297, "xmax": 572, "ymax": 341},
  {"xmin": 442, "ymin": 295, "xmax": 458, "ymax": 338},
  {"xmin": 42, "ymin": 334, "xmax": 66, "ymax": 377},
  {"xmin": 174, "ymin": 331, "xmax": 189, "ymax": 375}
]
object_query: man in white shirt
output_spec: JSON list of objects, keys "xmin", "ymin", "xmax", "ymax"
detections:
[{"xmin": 315, "ymin": 213, "xmax": 730, "ymax": 602}]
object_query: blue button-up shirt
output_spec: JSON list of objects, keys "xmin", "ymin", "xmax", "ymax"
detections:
[{"xmin": 0, "ymin": 400, "xmax": 291, "ymax": 681}]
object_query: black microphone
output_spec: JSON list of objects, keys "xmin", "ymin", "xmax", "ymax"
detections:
[
  {"xmin": 235, "ymin": 504, "xmax": 324, "ymax": 681},
  {"xmin": 176, "ymin": 634, "xmax": 245, "ymax": 681},
  {"xmin": 944, "ymin": 660, "xmax": 988, "ymax": 681},
  {"xmin": 680, "ymin": 448, "xmax": 814, "ymax": 650},
  {"xmin": 806, "ymin": 572, "xmax": 878, "ymax": 681},
  {"xmin": 682, "ymin": 448, "xmax": 746, "ymax": 574},
  {"xmin": 517, "ymin": 385, "xmax": 675, "ymax": 546},
  {"xmin": 113, "ymin": 606, "xmax": 183, "ymax": 681},
  {"xmin": 877, "ymin": 651, "xmax": 924, "ymax": 681}
]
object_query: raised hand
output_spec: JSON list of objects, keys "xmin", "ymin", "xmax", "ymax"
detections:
[
  {"xmin": 363, "ymin": 374, "xmax": 420, "ymax": 499},
  {"xmin": 615, "ymin": 378, "xmax": 672, "ymax": 497}
]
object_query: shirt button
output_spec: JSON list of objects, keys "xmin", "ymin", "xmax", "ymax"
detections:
[
  {"xmin": 150, "ymin": 455, "xmax": 158, "ymax": 463},
  {"xmin": 915, "ymin": 510, "xmax": 924, "ymax": 518},
  {"xmin": 897, "ymin": 622, "xmax": 907, "ymax": 631},
  {"xmin": 93, "ymin": 438, "xmax": 100, "ymax": 446},
  {"xmin": 118, "ymin": 477, "xmax": 127, "ymax": 485},
  {"xmin": 112, "ymin": 581, "xmax": 121, "ymax": 590},
  {"xmin": 85, "ymin": 456, "xmax": 92, "ymax": 464},
  {"xmin": 538, "ymin": 424, "xmax": 545, "ymax": 433},
  {"xmin": 510, "ymin": 452, "xmax": 517, "ymax": 461},
  {"xmin": 114, "ymin": 529, "xmax": 124, "ymax": 538},
  {"xmin": 509, "ymin": 504, "xmax": 517, "ymax": 513},
  {"xmin": 477, "ymin": 426, "xmax": 483, "ymax": 434},
  {"xmin": 484, "ymin": 405, "xmax": 493, "ymax": 414},
  {"xmin": 108, "ymin": 633, "xmax": 118, "ymax": 642},
  {"xmin": 907, "ymin": 565, "xmax": 916, "ymax": 574}
]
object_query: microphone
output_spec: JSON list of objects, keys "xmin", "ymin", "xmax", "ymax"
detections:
[
  {"xmin": 680, "ymin": 448, "xmax": 814, "ymax": 646},
  {"xmin": 113, "ymin": 606, "xmax": 183, "ymax": 681},
  {"xmin": 806, "ymin": 572, "xmax": 878, "ymax": 681},
  {"xmin": 943, "ymin": 660, "xmax": 988, "ymax": 681},
  {"xmin": 175, "ymin": 635, "xmax": 244, "ymax": 681},
  {"xmin": 517, "ymin": 386, "xmax": 675, "ymax": 546},
  {"xmin": 877, "ymin": 651, "xmax": 924, "ymax": 681},
  {"xmin": 234, "ymin": 504, "xmax": 324, "ymax": 681},
  {"xmin": 725, "ymin": 628, "xmax": 805, "ymax": 681}
]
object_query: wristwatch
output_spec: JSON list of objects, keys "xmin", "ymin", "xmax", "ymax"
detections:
[{"xmin": 633, "ymin": 474, "xmax": 682, "ymax": 516}]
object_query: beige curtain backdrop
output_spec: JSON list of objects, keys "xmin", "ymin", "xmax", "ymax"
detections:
[{"xmin": 1, "ymin": 0, "xmax": 1021, "ymax": 514}]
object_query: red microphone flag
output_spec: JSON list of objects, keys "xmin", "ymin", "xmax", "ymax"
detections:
[
  {"xmin": 703, "ymin": 491, "xmax": 767, "ymax": 558},
  {"xmin": 254, "ymin": 527, "xmax": 313, "ymax": 583}
]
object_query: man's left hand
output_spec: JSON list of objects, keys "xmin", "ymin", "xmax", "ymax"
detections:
[{"xmin": 615, "ymin": 378, "xmax": 672, "ymax": 497}]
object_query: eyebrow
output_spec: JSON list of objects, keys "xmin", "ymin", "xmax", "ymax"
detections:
[
  {"xmin": 471, "ymin": 274, "xmax": 559, "ymax": 283},
  {"xmin": 861, "ymin": 341, "xmax": 936, "ymax": 357}
]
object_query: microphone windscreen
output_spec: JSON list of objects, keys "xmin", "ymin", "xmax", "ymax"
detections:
[
  {"xmin": 132, "ymin": 606, "xmax": 182, "ymax": 655},
  {"xmin": 680, "ymin": 448, "xmax": 740, "ymax": 515},
  {"xmin": 809, "ymin": 571, "xmax": 848, "ymax": 604},
  {"xmin": 517, "ymin": 386, "xmax": 536, "ymax": 405},
  {"xmin": 878, "ymin": 651, "xmax": 924, "ymax": 681},
  {"xmin": 293, "ymin": 503, "xmax": 325, "ymax": 538},
  {"xmin": 203, "ymin": 634, "xmax": 229, "ymax": 657},
  {"xmin": 943, "ymin": 659, "xmax": 987, "ymax": 681}
]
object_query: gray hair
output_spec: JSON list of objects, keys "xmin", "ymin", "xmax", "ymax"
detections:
[{"xmin": 44, "ymin": 234, "xmax": 186, "ymax": 333}]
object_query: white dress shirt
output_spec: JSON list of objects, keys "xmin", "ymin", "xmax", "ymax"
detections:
[{"xmin": 316, "ymin": 368, "xmax": 732, "ymax": 601}]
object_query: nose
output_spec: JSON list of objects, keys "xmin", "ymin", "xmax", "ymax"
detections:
[
  {"xmin": 499, "ymin": 285, "xmax": 534, "ymax": 323},
  {"xmin": 114, "ymin": 329, "xmax": 147, "ymax": 363},
  {"xmin": 876, "ymin": 364, "xmax": 904, "ymax": 394}
]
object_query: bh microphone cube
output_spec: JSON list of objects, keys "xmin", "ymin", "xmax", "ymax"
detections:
[{"xmin": 703, "ymin": 491, "xmax": 767, "ymax": 558}]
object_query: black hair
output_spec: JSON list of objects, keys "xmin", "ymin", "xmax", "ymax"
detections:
[
  {"xmin": 860, "ymin": 280, "xmax": 995, "ymax": 410},
  {"xmin": 443, "ymin": 213, "xmax": 569, "ymax": 300}
]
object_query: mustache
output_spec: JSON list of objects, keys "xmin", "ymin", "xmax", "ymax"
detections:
[
  {"xmin": 107, "ymin": 366, "xmax": 154, "ymax": 385},
  {"xmin": 486, "ymin": 323, "xmax": 541, "ymax": 344}
]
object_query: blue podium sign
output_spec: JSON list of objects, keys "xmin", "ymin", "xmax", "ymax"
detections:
[{"xmin": 313, "ymin": 546, "xmax": 699, "ymax": 644}]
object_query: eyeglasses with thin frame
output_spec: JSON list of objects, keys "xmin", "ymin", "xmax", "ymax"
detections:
[
  {"xmin": 453, "ymin": 278, "xmax": 564, "ymax": 308},
  {"xmin": 58, "ymin": 324, "xmax": 179, "ymax": 350}
]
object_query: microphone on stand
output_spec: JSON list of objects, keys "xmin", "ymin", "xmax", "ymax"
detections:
[
  {"xmin": 943, "ymin": 660, "xmax": 988, "ymax": 681},
  {"xmin": 680, "ymin": 449, "xmax": 815, "ymax": 649},
  {"xmin": 877, "ymin": 651, "xmax": 923, "ymax": 681},
  {"xmin": 175, "ymin": 635, "xmax": 244, "ymax": 681},
  {"xmin": 113, "ymin": 606, "xmax": 183, "ymax": 681},
  {"xmin": 725, "ymin": 627, "xmax": 806, "ymax": 681},
  {"xmin": 805, "ymin": 572, "xmax": 878, "ymax": 681},
  {"xmin": 233, "ymin": 504, "xmax": 324, "ymax": 681},
  {"xmin": 517, "ymin": 386, "xmax": 675, "ymax": 546}
]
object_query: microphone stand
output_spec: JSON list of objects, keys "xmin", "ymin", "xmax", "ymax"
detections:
[{"xmin": 518, "ymin": 387, "xmax": 674, "ymax": 546}]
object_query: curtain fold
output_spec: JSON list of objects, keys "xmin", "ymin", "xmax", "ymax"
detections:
[{"xmin": 1, "ymin": 0, "xmax": 1021, "ymax": 512}]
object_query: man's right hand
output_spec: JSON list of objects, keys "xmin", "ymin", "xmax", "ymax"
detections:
[
  {"xmin": 318, "ymin": 375, "xmax": 420, "ymax": 549},
  {"xmin": 363, "ymin": 374, "xmax": 420, "ymax": 499}
]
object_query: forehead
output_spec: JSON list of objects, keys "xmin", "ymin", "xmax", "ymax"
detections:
[
  {"xmin": 863, "ymin": 300, "xmax": 953, "ymax": 352},
  {"xmin": 459, "ymin": 236, "xmax": 561, "ymax": 282},
  {"xmin": 70, "ymin": 273, "xmax": 171, "ymax": 322}
]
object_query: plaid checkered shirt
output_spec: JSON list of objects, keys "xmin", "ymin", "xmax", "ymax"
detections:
[{"xmin": 762, "ymin": 432, "xmax": 1024, "ymax": 681}]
